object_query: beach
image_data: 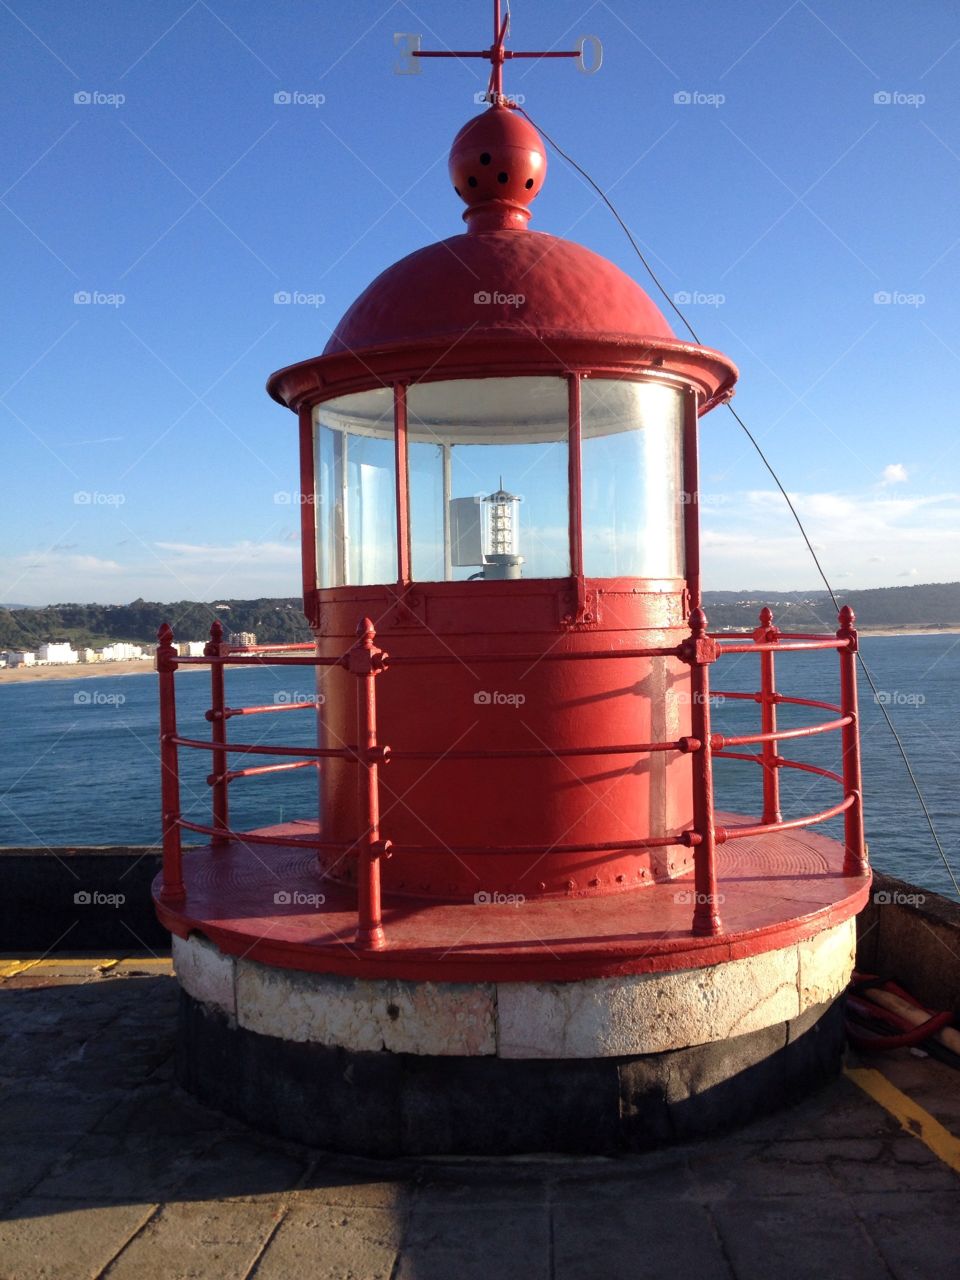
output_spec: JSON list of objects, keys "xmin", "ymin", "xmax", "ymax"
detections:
[{"xmin": 0, "ymin": 659, "xmax": 157, "ymax": 684}]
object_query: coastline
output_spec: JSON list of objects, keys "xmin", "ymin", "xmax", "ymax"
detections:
[{"xmin": 1, "ymin": 626, "xmax": 957, "ymax": 686}]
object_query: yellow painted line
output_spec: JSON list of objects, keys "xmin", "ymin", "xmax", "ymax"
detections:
[
  {"xmin": 845, "ymin": 1066, "xmax": 960, "ymax": 1174},
  {"xmin": 0, "ymin": 956, "xmax": 173, "ymax": 977},
  {"xmin": 0, "ymin": 958, "xmax": 44, "ymax": 979}
]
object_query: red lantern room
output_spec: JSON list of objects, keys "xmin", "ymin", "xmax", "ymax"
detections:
[
  {"xmin": 267, "ymin": 97, "xmax": 739, "ymax": 928},
  {"xmin": 154, "ymin": 5, "xmax": 871, "ymax": 1157}
]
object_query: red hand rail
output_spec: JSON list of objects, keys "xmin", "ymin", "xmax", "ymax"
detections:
[{"xmin": 155, "ymin": 604, "xmax": 869, "ymax": 947}]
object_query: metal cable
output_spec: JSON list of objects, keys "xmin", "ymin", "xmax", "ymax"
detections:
[{"xmin": 521, "ymin": 106, "xmax": 960, "ymax": 897}]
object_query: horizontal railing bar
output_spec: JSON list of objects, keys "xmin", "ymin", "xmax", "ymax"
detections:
[
  {"xmin": 209, "ymin": 760, "xmax": 321, "ymax": 784},
  {"xmin": 170, "ymin": 735, "xmax": 358, "ymax": 760},
  {"xmin": 175, "ymin": 817, "xmax": 691, "ymax": 857},
  {"xmin": 387, "ymin": 646, "xmax": 683, "ymax": 664},
  {"xmin": 713, "ymin": 691, "xmax": 843, "ymax": 715},
  {"xmin": 708, "ymin": 630, "xmax": 842, "ymax": 642},
  {"xmin": 718, "ymin": 794, "xmax": 854, "ymax": 842},
  {"xmin": 713, "ymin": 750, "xmax": 845, "ymax": 787},
  {"xmin": 388, "ymin": 740, "xmax": 690, "ymax": 762},
  {"xmin": 714, "ymin": 715, "xmax": 851, "ymax": 748},
  {"xmin": 178, "ymin": 818, "xmax": 348, "ymax": 851},
  {"xmin": 393, "ymin": 835, "xmax": 689, "ymax": 856},
  {"xmin": 173, "ymin": 655, "xmax": 342, "ymax": 668},
  {"xmin": 716, "ymin": 639, "xmax": 848, "ymax": 654},
  {"xmin": 216, "ymin": 701, "xmax": 318, "ymax": 719}
]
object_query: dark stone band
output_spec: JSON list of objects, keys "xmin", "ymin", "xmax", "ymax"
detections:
[{"xmin": 176, "ymin": 990, "xmax": 846, "ymax": 1156}]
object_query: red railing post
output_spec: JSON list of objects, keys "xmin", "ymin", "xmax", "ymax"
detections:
[
  {"xmin": 157, "ymin": 624, "xmax": 185, "ymax": 903},
  {"xmin": 837, "ymin": 605, "xmax": 868, "ymax": 875},
  {"xmin": 755, "ymin": 607, "xmax": 782, "ymax": 825},
  {"xmin": 205, "ymin": 620, "xmax": 229, "ymax": 846},
  {"xmin": 343, "ymin": 617, "xmax": 391, "ymax": 949},
  {"xmin": 684, "ymin": 607, "xmax": 723, "ymax": 935}
]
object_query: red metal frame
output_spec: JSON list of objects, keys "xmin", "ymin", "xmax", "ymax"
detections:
[{"xmin": 155, "ymin": 605, "xmax": 868, "ymax": 947}]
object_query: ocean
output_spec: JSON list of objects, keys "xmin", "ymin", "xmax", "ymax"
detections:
[{"xmin": 1, "ymin": 633, "xmax": 957, "ymax": 899}]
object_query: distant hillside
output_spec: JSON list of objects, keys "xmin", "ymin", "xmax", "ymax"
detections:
[
  {"xmin": 2, "ymin": 581, "xmax": 958, "ymax": 651},
  {"xmin": 0, "ymin": 598, "xmax": 310, "ymax": 651},
  {"xmin": 702, "ymin": 582, "xmax": 960, "ymax": 632}
]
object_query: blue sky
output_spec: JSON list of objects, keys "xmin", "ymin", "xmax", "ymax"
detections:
[{"xmin": 2, "ymin": 0, "xmax": 958, "ymax": 604}]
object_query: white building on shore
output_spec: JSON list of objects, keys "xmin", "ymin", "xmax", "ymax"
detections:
[
  {"xmin": 38, "ymin": 642, "xmax": 79, "ymax": 665},
  {"xmin": 6, "ymin": 651, "xmax": 37, "ymax": 667},
  {"xmin": 100, "ymin": 643, "xmax": 146, "ymax": 662}
]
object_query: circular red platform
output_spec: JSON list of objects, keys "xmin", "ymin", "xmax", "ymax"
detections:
[{"xmin": 154, "ymin": 814, "xmax": 870, "ymax": 982}]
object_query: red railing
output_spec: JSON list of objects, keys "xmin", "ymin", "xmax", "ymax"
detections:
[{"xmin": 156, "ymin": 605, "xmax": 867, "ymax": 946}]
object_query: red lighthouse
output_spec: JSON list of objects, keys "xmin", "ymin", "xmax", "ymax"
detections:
[{"xmin": 155, "ymin": 7, "xmax": 870, "ymax": 1155}]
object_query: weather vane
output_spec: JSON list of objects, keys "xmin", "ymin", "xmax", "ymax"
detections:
[{"xmin": 394, "ymin": 0, "xmax": 601, "ymax": 104}]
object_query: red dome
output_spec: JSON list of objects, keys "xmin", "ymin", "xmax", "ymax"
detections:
[{"xmin": 323, "ymin": 229, "xmax": 674, "ymax": 356}]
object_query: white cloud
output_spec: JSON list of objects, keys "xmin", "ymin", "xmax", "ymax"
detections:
[
  {"xmin": 700, "ymin": 487, "xmax": 960, "ymax": 589},
  {"xmin": 881, "ymin": 463, "xmax": 908, "ymax": 485},
  {"xmin": 1, "ymin": 541, "xmax": 301, "ymax": 605}
]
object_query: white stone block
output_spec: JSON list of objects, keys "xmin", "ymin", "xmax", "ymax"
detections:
[
  {"xmin": 496, "ymin": 944, "xmax": 803, "ymax": 1059},
  {"xmin": 235, "ymin": 961, "xmax": 496, "ymax": 1056},
  {"xmin": 172, "ymin": 932, "xmax": 236, "ymax": 1017},
  {"xmin": 799, "ymin": 916, "xmax": 856, "ymax": 1007}
]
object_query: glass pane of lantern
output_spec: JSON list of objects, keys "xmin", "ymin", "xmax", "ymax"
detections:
[
  {"xmin": 407, "ymin": 377, "xmax": 569, "ymax": 581},
  {"xmin": 314, "ymin": 388, "xmax": 397, "ymax": 587},
  {"xmin": 581, "ymin": 379, "xmax": 684, "ymax": 578}
]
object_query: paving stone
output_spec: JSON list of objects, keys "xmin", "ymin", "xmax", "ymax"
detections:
[
  {"xmin": 712, "ymin": 1197, "xmax": 889, "ymax": 1280},
  {"xmin": 171, "ymin": 1136, "xmax": 309, "ymax": 1201},
  {"xmin": 0, "ymin": 1085, "xmax": 122, "ymax": 1140},
  {"xmin": 0, "ymin": 1198, "xmax": 156, "ymax": 1280},
  {"xmin": 104, "ymin": 1199, "xmax": 283, "ymax": 1280},
  {"xmin": 553, "ymin": 1152, "xmax": 695, "ymax": 1204},
  {"xmin": 689, "ymin": 1143, "xmax": 837, "ymax": 1199},
  {"xmin": 293, "ymin": 1166, "xmax": 413, "ymax": 1209},
  {"xmin": 254, "ymin": 1203, "xmax": 405, "ymax": 1280},
  {"xmin": 28, "ymin": 1132, "xmax": 212, "ymax": 1202},
  {"xmin": 396, "ymin": 1201, "xmax": 550, "ymax": 1280},
  {"xmin": 553, "ymin": 1200, "xmax": 729, "ymax": 1280},
  {"xmin": 830, "ymin": 1138, "xmax": 960, "ymax": 1192},
  {"xmin": 851, "ymin": 1191, "xmax": 960, "ymax": 1280},
  {"xmin": 0, "ymin": 1141, "xmax": 77, "ymax": 1206}
]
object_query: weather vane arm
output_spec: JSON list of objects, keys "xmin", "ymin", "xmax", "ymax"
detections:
[{"xmin": 411, "ymin": 0, "xmax": 582, "ymax": 102}]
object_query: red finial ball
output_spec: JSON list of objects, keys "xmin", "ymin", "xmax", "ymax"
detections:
[{"xmin": 449, "ymin": 105, "xmax": 547, "ymax": 232}]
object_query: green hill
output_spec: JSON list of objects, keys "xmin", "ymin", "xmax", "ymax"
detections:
[{"xmin": 2, "ymin": 581, "xmax": 959, "ymax": 652}]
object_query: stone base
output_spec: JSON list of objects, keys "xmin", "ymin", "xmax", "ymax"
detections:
[
  {"xmin": 172, "ymin": 916, "xmax": 856, "ymax": 1156},
  {"xmin": 176, "ymin": 988, "xmax": 846, "ymax": 1156}
]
